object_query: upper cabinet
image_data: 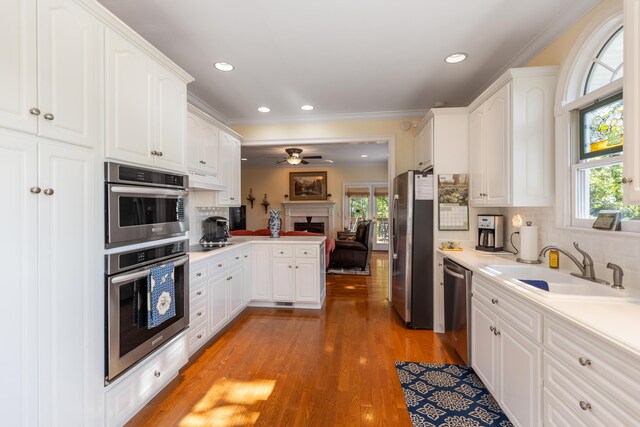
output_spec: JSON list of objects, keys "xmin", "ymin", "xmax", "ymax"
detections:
[
  {"xmin": 217, "ymin": 131, "xmax": 241, "ymax": 206},
  {"xmin": 469, "ymin": 67, "xmax": 557, "ymax": 207},
  {"xmin": 624, "ymin": 0, "xmax": 640, "ymax": 203},
  {"xmin": 105, "ymin": 28, "xmax": 188, "ymax": 171},
  {"xmin": 186, "ymin": 106, "xmax": 219, "ymax": 176},
  {"xmin": 0, "ymin": 0, "xmax": 100, "ymax": 148},
  {"xmin": 414, "ymin": 117, "xmax": 433, "ymax": 170}
]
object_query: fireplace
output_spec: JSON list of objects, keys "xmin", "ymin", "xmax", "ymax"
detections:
[
  {"xmin": 294, "ymin": 220, "xmax": 325, "ymax": 234},
  {"xmin": 282, "ymin": 201, "xmax": 335, "ymax": 236}
]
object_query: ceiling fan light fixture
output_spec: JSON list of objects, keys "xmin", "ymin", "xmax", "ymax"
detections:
[
  {"xmin": 445, "ymin": 53, "xmax": 468, "ymax": 64},
  {"xmin": 214, "ymin": 62, "xmax": 234, "ymax": 71},
  {"xmin": 287, "ymin": 157, "xmax": 302, "ymax": 165}
]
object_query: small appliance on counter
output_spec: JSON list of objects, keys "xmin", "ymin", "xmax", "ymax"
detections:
[
  {"xmin": 199, "ymin": 216, "xmax": 230, "ymax": 247},
  {"xmin": 476, "ymin": 215, "xmax": 504, "ymax": 252}
]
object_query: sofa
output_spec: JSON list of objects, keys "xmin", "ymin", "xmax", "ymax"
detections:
[{"xmin": 328, "ymin": 220, "xmax": 373, "ymax": 271}]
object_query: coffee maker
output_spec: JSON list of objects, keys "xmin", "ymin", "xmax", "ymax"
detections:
[
  {"xmin": 476, "ymin": 215, "xmax": 504, "ymax": 252},
  {"xmin": 200, "ymin": 216, "xmax": 230, "ymax": 246}
]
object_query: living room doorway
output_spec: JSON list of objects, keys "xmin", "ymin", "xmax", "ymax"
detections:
[{"xmin": 343, "ymin": 182, "xmax": 389, "ymax": 252}]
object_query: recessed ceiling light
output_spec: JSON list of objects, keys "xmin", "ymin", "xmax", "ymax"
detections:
[
  {"xmin": 257, "ymin": 106, "xmax": 271, "ymax": 113},
  {"xmin": 361, "ymin": 154, "xmax": 368, "ymax": 158},
  {"xmin": 326, "ymin": 159, "xmax": 334, "ymax": 163},
  {"xmin": 445, "ymin": 53, "xmax": 468, "ymax": 64},
  {"xmin": 301, "ymin": 105, "xmax": 314, "ymax": 111},
  {"xmin": 214, "ymin": 62, "xmax": 234, "ymax": 71},
  {"xmin": 241, "ymin": 158, "xmax": 247, "ymax": 161}
]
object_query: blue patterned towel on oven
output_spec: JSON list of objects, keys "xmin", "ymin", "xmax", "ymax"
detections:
[{"xmin": 147, "ymin": 262, "xmax": 176, "ymax": 329}]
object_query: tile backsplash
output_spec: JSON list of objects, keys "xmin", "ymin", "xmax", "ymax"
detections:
[
  {"xmin": 187, "ymin": 191, "xmax": 229, "ymax": 245},
  {"xmin": 502, "ymin": 206, "xmax": 640, "ymax": 290}
]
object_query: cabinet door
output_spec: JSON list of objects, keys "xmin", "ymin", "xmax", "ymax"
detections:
[
  {"xmin": 469, "ymin": 106, "xmax": 485, "ymax": 205},
  {"xmin": 186, "ymin": 112, "xmax": 202, "ymax": 171},
  {"xmin": 242, "ymin": 249, "xmax": 252, "ymax": 305},
  {"xmin": 155, "ymin": 64, "xmax": 186, "ymax": 171},
  {"xmin": 414, "ymin": 125, "xmax": 424, "ymax": 169},
  {"xmin": 498, "ymin": 321, "xmax": 542, "ymax": 427},
  {"xmin": 471, "ymin": 299, "xmax": 498, "ymax": 394},
  {"xmin": 251, "ymin": 245, "xmax": 271, "ymax": 300},
  {"xmin": 105, "ymin": 29, "xmax": 155, "ymax": 166},
  {"xmin": 272, "ymin": 259, "xmax": 294, "ymax": 302},
  {"xmin": 624, "ymin": 0, "xmax": 640, "ymax": 203},
  {"xmin": 295, "ymin": 259, "xmax": 319, "ymax": 302},
  {"xmin": 37, "ymin": 141, "xmax": 97, "ymax": 426},
  {"xmin": 217, "ymin": 131, "xmax": 232, "ymax": 205},
  {"xmin": 201, "ymin": 120, "xmax": 219, "ymax": 176},
  {"xmin": 209, "ymin": 275, "xmax": 228, "ymax": 335},
  {"xmin": 484, "ymin": 83, "xmax": 511, "ymax": 205},
  {"xmin": 0, "ymin": 0, "xmax": 37, "ymax": 134},
  {"xmin": 229, "ymin": 135, "xmax": 241, "ymax": 205},
  {"xmin": 228, "ymin": 266, "xmax": 244, "ymax": 318},
  {"xmin": 37, "ymin": 0, "xmax": 99, "ymax": 147},
  {"xmin": 0, "ymin": 132, "xmax": 38, "ymax": 427},
  {"xmin": 420, "ymin": 118, "xmax": 433, "ymax": 169}
]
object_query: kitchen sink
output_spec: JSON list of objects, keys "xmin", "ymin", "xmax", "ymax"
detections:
[{"xmin": 482, "ymin": 264, "xmax": 632, "ymax": 299}]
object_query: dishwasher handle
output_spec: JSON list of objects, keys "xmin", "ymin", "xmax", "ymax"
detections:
[{"xmin": 444, "ymin": 265, "xmax": 466, "ymax": 280}]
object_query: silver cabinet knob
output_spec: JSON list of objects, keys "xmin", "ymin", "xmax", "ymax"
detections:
[
  {"xmin": 622, "ymin": 177, "xmax": 633, "ymax": 184},
  {"xmin": 235, "ymin": 256, "xmax": 240, "ymax": 260},
  {"xmin": 578, "ymin": 357, "xmax": 591, "ymax": 366},
  {"xmin": 154, "ymin": 370, "xmax": 161, "ymax": 378},
  {"xmin": 30, "ymin": 187, "xmax": 41, "ymax": 194},
  {"xmin": 202, "ymin": 161, "xmax": 206, "ymax": 164},
  {"xmin": 244, "ymin": 255, "xmax": 248, "ymax": 258},
  {"xmin": 151, "ymin": 150, "xmax": 158, "ymax": 156},
  {"xmin": 304, "ymin": 251, "xmax": 308, "ymax": 254},
  {"xmin": 43, "ymin": 113, "xmax": 54, "ymax": 120},
  {"xmin": 196, "ymin": 272, "xmax": 202, "ymax": 277},
  {"xmin": 280, "ymin": 251, "xmax": 284, "ymax": 254},
  {"xmin": 489, "ymin": 326, "xmax": 495, "ymax": 332},
  {"xmin": 579, "ymin": 401, "xmax": 591, "ymax": 411},
  {"xmin": 418, "ymin": 162, "xmax": 424, "ymax": 166},
  {"xmin": 197, "ymin": 311, "xmax": 202, "ymax": 316},
  {"xmin": 29, "ymin": 108, "xmax": 41, "ymax": 116},
  {"xmin": 295, "ymin": 265, "xmax": 299, "ymax": 269},
  {"xmin": 494, "ymin": 329, "xmax": 500, "ymax": 336},
  {"xmin": 218, "ymin": 263, "xmax": 222, "ymax": 267},
  {"xmin": 196, "ymin": 291, "xmax": 202, "ymax": 296},
  {"xmin": 229, "ymin": 276, "xmax": 233, "ymax": 280},
  {"xmin": 43, "ymin": 188, "xmax": 54, "ymax": 196},
  {"xmin": 491, "ymin": 298, "xmax": 498, "ymax": 304},
  {"xmin": 197, "ymin": 334, "xmax": 202, "ymax": 339},
  {"xmin": 157, "ymin": 151, "xmax": 163, "ymax": 157},
  {"xmin": 288, "ymin": 265, "xmax": 292, "ymax": 268},
  {"xmin": 230, "ymin": 197, "xmax": 235, "ymax": 200}
]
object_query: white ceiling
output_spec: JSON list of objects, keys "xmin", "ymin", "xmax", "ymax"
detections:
[
  {"xmin": 241, "ymin": 142, "xmax": 388, "ymax": 169},
  {"xmin": 96, "ymin": 0, "xmax": 598, "ymax": 125}
]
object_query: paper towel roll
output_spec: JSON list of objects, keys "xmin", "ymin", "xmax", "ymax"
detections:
[{"xmin": 519, "ymin": 223, "xmax": 539, "ymax": 262}]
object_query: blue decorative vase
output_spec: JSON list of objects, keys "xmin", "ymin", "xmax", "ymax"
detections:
[{"xmin": 268, "ymin": 209, "xmax": 281, "ymax": 238}]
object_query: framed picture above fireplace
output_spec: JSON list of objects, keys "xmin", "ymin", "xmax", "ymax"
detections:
[{"xmin": 289, "ymin": 171, "xmax": 327, "ymax": 201}]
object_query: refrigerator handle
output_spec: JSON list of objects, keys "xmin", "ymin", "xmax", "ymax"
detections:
[{"xmin": 392, "ymin": 194, "xmax": 399, "ymax": 259}]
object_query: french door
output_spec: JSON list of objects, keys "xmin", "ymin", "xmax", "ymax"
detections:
[{"xmin": 343, "ymin": 182, "xmax": 389, "ymax": 251}]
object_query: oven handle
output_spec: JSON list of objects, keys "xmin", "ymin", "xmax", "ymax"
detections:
[
  {"xmin": 111, "ymin": 255, "xmax": 189, "ymax": 284},
  {"xmin": 110, "ymin": 186, "xmax": 189, "ymax": 197}
]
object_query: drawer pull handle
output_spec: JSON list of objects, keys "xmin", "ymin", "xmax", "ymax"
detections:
[
  {"xmin": 196, "ymin": 273, "xmax": 202, "ymax": 277},
  {"xmin": 30, "ymin": 107, "xmax": 41, "ymax": 116},
  {"xmin": 196, "ymin": 291, "xmax": 202, "ymax": 296},
  {"xmin": 218, "ymin": 263, "xmax": 223, "ymax": 267},
  {"xmin": 197, "ymin": 334, "xmax": 202, "ymax": 339},
  {"xmin": 235, "ymin": 256, "xmax": 240, "ymax": 260},
  {"xmin": 197, "ymin": 312, "xmax": 202, "ymax": 316},
  {"xmin": 229, "ymin": 276, "xmax": 233, "ymax": 280},
  {"xmin": 578, "ymin": 357, "xmax": 591, "ymax": 366},
  {"xmin": 491, "ymin": 298, "xmax": 498, "ymax": 304},
  {"xmin": 296, "ymin": 265, "xmax": 299, "ymax": 269},
  {"xmin": 154, "ymin": 370, "xmax": 161, "ymax": 378},
  {"xmin": 288, "ymin": 265, "xmax": 292, "ymax": 268},
  {"xmin": 579, "ymin": 401, "xmax": 591, "ymax": 411}
]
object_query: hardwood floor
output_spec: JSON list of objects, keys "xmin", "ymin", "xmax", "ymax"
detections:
[{"xmin": 127, "ymin": 252, "xmax": 462, "ymax": 427}]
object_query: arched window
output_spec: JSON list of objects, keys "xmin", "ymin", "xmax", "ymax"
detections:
[{"xmin": 583, "ymin": 27, "xmax": 624, "ymax": 95}]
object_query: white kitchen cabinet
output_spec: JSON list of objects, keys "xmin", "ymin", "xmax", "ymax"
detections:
[
  {"xmin": 228, "ymin": 265, "xmax": 244, "ymax": 318},
  {"xmin": 186, "ymin": 107, "xmax": 219, "ymax": 176},
  {"xmin": 294, "ymin": 259, "xmax": 320, "ymax": 302},
  {"xmin": 217, "ymin": 131, "xmax": 241, "ymax": 206},
  {"xmin": 0, "ymin": 130, "xmax": 99, "ymax": 427},
  {"xmin": 0, "ymin": 0, "xmax": 100, "ymax": 147},
  {"xmin": 251, "ymin": 245, "xmax": 272, "ymax": 301},
  {"xmin": 414, "ymin": 116, "xmax": 433, "ymax": 170},
  {"xmin": 209, "ymin": 274, "xmax": 229, "ymax": 336},
  {"xmin": 105, "ymin": 28, "xmax": 188, "ymax": 171},
  {"xmin": 469, "ymin": 67, "xmax": 557, "ymax": 207},
  {"xmin": 272, "ymin": 258, "xmax": 295, "ymax": 302},
  {"xmin": 471, "ymin": 276, "xmax": 542, "ymax": 426},
  {"xmin": 242, "ymin": 248, "xmax": 252, "ymax": 305},
  {"xmin": 623, "ymin": 0, "xmax": 640, "ymax": 203}
]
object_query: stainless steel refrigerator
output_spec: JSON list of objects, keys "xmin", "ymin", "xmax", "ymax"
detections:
[{"xmin": 391, "ymin": 170, "xmax": 434, "ymax": 329}]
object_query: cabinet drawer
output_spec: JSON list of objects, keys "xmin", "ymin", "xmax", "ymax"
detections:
[
  {"xmin": 544, "ymin": 318, "xmax": 640, "ymax": 415},
  {"xmin": 543, "ymin": 355, "xmax": 639, "ymax": 425},
  {"xmin": 228, "ymin": 250, "xmax": 243, "ymax": 267},
  {"xmin": 208, "ymin": 254, "xmax": 227, "ymax": 275},
  {"xmin": 294, "ymin": 246, "xmax": 317, "ymax": 258},
  {"xmin": 189, "ymin": 299, "xmax": 207, "ymax": 328},
  {"xmin": 272, "ymin": 246, "xmax": 293, "ymax": 257},
  {"xmin": 543, "ymin": 388, "xmax": 585, "ymax": 427},
  {"xmin": 190, "ymin": 262, "xmax": 207, "ymax": 283},
  {"xmin": 190, "ymin": 281, "xmax": 207, "ymax": 304},
  {"xmin": 105, "ymin": 334, "xmax": 187, "ymax": 426},
  {"xmin": 187, "ymin": 322, "xmax": 209, "ymax": 357}
]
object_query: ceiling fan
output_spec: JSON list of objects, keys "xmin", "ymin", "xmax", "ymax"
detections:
[{"xmin": 274, "ymin": 148, "xmax": 322, "ymax": 165}]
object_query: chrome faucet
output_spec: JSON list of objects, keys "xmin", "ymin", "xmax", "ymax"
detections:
[{"xmin": 539, "ymin": 242, "xmax": 609, "ymax": 285}]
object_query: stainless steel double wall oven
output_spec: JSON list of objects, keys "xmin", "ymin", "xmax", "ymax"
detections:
[{"xmin": 104, "ymin": 162, "xmax": 190, "ymax": 383}]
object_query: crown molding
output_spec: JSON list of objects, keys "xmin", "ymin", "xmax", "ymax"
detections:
[
  {"xmin": 227, "ymin": 109, "xmax": 426, "ymax": 126},
  {"xmin": 187, "ymin": 91, "xmax": 230, "ymax": 124},
  {"xmin": 464, "ymin": 0, "xmax": 600, "ymax": 106}
]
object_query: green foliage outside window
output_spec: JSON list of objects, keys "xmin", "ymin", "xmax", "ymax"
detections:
[{"xmin": 588, "ymin": 163, "xmax": 640, "ymax": 219}]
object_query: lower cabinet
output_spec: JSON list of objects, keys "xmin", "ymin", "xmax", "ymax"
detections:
[
  {"xmin": 471, "ymin": 277, "xmax": 541, "ymax": 427},
  {"xmin": 242, "ymin": 248, "xmax": 252, "ymax": 305},
  {"xmin": 209, "ymin": 273, "xmax": 229, "ymax": 336},
  {"xmin": 228, "ymin": 265, "xmax": 244, "ymax": 318},
  {"xmin": 272, "ymin": 258, "xmax": 295, "ymax": 302},
  {"xmin": 251, "ymin": 245, "xmax": 272, "ymax": 301}
]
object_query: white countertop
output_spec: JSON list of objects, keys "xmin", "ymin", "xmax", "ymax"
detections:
[
  {"xmin": 189, "ymin": 235, "xmax": 326, "ymax": 262},
  {"xmin": 439, "ymin": 248, "xmax": 640, "ymax": 359}
]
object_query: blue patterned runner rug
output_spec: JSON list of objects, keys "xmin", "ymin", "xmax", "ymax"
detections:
[{"xmin": 395, "ymin": 361, "xmax": 513, "ymax": 427}]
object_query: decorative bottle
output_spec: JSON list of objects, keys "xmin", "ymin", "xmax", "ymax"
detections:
[{"xmin": 268, "ymin": 209, "xmax": 281, "ymax": 238}]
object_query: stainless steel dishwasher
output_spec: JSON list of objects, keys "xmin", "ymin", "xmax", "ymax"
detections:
[{"xmin": 443, "ymin": 258, "xmax": 473, "ymax": 365}]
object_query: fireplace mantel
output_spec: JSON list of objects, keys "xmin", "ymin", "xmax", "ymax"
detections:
[{"xmin": 281, "ymin": 201, "xmax": 336, "ymax": 235}]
